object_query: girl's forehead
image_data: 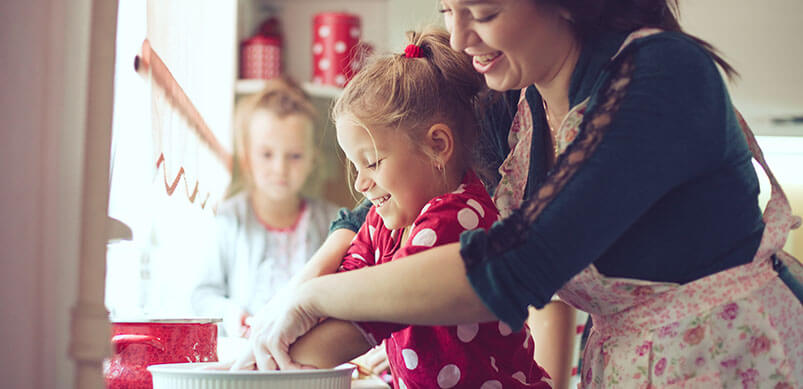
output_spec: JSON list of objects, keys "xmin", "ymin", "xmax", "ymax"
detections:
[
  {"xmin": 251, "ymin": 111, "xmax": 313, "ymax": 135},
  {"xmin": 249, "ymin": 123, "xmax": 313, "ymax": 154},
  {"xmin": 338, "ymin": 120, "xmax": 400, "ymax": 155}
]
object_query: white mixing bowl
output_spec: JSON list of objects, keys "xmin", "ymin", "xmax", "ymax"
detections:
[{"xmin": 148, "ymin": 362, "xmax": 355, "ymax": 389}]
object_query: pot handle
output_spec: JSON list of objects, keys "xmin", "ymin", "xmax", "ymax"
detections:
[{"xmin": 111, "ymin": 334, "xmax": 165, "ymax": 354}]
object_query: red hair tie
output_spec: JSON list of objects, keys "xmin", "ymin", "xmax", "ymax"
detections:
[{"xmin": 404, "ymin": 44, "xmax": 424, "ymax": 58}]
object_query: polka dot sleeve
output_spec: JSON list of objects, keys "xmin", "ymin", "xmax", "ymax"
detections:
[
  {"xmin": 338, "ymin": 208, "xmax": 380, "ymax": 272},
  {"xmin": 398, "ymin": 191, "xmax": 497, "ymax": 260},
  {"xmin": 356, "ymin": 176, "xmax": 500, "ymax": 344}
]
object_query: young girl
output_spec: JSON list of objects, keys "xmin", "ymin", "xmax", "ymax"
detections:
[
  {"xmin": 191, "ymin": 77, "xmax": 339, "ymax": 337},
  {"xmin": 278, "ymin": 28, "xmax": 552, "ymax": 388}
]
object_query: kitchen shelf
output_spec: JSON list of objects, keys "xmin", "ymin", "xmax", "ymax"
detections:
[{"xmin": 235, "ymin": 79, "xmax": 342, "ymax": 99}]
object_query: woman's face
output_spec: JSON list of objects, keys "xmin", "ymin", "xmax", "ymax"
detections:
[{"xmin": 441, "ymin": 0, "xmax": 574, "ymax": 91}]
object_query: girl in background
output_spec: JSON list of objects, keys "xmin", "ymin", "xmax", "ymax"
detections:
[
  {"xmin": 192, "ymin": 77, "xmax": 339, "ymax": 337},
  {"xmin": 245, "ymin": 28, "xmax": 552, "ymax": 389}
]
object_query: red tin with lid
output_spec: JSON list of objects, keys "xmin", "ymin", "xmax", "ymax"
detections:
[
  {"xmin": 241, "ymin": 34, "xmax": 282, "ymax": 80},
  {"xmin": 312, "ymin": 12, "xmax": 362, "ymax": 87},
  {"xmin": 103, "ymin": 318, "xmax": 220, "ymax": 389}
]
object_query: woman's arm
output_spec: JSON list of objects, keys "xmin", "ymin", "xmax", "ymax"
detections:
[
  {"xmin": 289, "ymin": 319, "xmax": 371, "ymax": 369},
  {"xmin": 301, "ymin": 242, "xmax": 495, "ymax": 326},
  {"xmin": 230, "ymin": 228, "xmax": 356, "ymax": 369},
  {"xmin": 248, "ymin": 229, "xmax": 355, "ymax": 329}
]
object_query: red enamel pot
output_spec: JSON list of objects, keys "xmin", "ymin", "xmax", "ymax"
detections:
[{"xmin": 103, "ymin": 318, "xmax": 221, "ymax": 389}]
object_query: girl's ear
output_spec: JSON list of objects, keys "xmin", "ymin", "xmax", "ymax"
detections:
[{"xmin": 425, "ymin": 123, "xmax": 455, "ymax": 166}]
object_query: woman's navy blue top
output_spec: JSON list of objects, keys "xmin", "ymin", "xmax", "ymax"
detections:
[{"xmin": 331, "ymin": 31, "xmax": 765, "ymax": 329}]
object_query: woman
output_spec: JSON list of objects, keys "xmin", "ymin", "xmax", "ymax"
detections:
[{"xmin": 246, "ymin": 1, "xmax": 803, "ymax": 387}]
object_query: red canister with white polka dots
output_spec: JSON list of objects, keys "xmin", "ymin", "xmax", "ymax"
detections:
[
  {"xmin": 312, "ymin": 12, "xmax": 362, "ymax": 88},
  {"xmin": 241, "ymin": 34, "xmax": 281, "ymax": 79}
]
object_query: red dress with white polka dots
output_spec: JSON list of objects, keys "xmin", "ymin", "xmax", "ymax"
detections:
[{"xmin": 340, "ymin": 171, "xmax": 552, "ymax": 389}]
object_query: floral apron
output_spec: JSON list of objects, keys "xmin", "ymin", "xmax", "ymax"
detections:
[
  {"xmin": 557, "ymin": 113, "xmax": 803, "ymax": 387},
  {"xmin": 557, "ymin": 31, "xmax": 803, "ymax": 388},
  {"xmin": 495, "ymin": 28, "xmax": 803, "ymax": 388}
]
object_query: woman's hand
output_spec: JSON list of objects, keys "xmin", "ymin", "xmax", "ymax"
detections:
[
  {"xmin": 230, "ymin": 229, "xmax": 357, "ymax": 371},
  {"xmin": 231, "ymin": 284, "xmax": 322, "ymax": 371}
]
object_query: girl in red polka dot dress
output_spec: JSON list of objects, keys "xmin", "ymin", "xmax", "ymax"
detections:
[{"xmin": 284, "ymin": 28, "xmax": 552, "ymax": 389}]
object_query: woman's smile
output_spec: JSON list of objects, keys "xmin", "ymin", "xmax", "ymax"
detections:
[{"xmin": 472, "ymin": 51, "xmax": 503, "ymax": 73}]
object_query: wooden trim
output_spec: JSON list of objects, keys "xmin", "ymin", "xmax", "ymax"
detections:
[{"xmin": 69, "ymin": 0, "xmax": 117, "ymax": 388}]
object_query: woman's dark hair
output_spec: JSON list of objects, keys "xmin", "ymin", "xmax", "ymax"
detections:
[{"xmin": 553, "ymin": 0, "xmax": 737, "ymax": 78}]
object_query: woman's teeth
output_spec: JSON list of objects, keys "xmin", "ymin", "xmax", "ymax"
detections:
[
  {"xmin": 475, "ymin": 52, "xmax": 501, "ymax": 65},
  {"xmin": 374, "ymin": 194, "xmax": 391, "ymax": 208}
]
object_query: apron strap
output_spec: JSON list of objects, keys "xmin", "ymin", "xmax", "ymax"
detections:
[{"xmin": 735, "ymin": 109, "xmax": 795, "ymax": 208}]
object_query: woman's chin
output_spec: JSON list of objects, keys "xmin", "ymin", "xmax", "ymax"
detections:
[
  {"xmin": 482, "ymin": 71, "xmax": 530, "ymax": 92},
  {"xmin": 483, "ymin": 74, "xmax": 515, "ymax": 92}
]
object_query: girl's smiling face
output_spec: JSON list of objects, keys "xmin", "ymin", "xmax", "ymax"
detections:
[
  {"xmin": 440, "ymin": 0, "xmax": 574, "ymax": 91},
  {"xmin": 336, "ymin": 117, "xmax": 444, "ymax": 230}
]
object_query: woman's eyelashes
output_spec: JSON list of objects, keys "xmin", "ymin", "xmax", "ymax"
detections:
[
  {"xmin": 437, "ymin": 5, "xmax": 499, "ymax": 23},
  {"xmin": 474, "ymin": 11, "xmax": 498, "ymax": 23},
  {"xmin": 366, "ymin": 159, "xmax": 382, "ymax": 170}
]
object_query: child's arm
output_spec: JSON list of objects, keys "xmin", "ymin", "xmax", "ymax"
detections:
[
  {"xmin": 291, "ymin": 200, "xmax": 372, "ymax": 283},
  {"xmin": 289, "ymin": 229, "xmax": 357, "ymax": 286},
  {"xmin": 248, "ymin": 229, "xmax": 355, "ymax": 328},
  {"xmin": 289, "ymin": 318, "xmax": 372, "ymax": 369},
  {"xmin": 528, "ymin": 302, "xmax": 576, "ymax": 389}
]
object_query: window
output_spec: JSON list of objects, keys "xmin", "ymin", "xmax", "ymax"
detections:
[{"xmin": 106, "ymin": 0, "xmax": 237, "ymax": 319}]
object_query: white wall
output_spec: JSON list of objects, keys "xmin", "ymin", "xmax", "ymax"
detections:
[
  {"xmin": 680, "ymin": 1, "xmax": 803, "ymax": 258},
  {"xmin": 756, "ymin": 137, "xmax": 803, "ymax": 258},
  {"xmin": 680, "ymin": 0, "xmax": 803, "ymax": 120},
  {"xmin": 386, "ymin": 0, "xmax": 442, "ymax": 51},
  {"xmin": 1, "ymin": 0, "xmax": 108, "ymax": 388},
  {"xmin": 0, "ymin": 1, "xmax": 48, "ymax": 388}
]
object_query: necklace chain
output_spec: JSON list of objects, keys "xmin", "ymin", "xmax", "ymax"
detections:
[{"xmin": 542, "ymin": 99, "xmax": 560, "ymax": 157}]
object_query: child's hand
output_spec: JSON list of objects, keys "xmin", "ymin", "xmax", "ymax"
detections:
[
  {"xmin": 364, "ymin": 343, "xmax": 390, "ymax": 376},
  {"xmin": 224, "ymin": 307, "xmax": 251, "ymax": 338}
]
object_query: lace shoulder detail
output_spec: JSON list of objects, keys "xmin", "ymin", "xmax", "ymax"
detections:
[{"xmin": 478, "ymin": 54, "xmax": 638, "ymax": 260}]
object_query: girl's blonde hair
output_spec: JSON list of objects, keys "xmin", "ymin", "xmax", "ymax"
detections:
[
  {"xmin": 332, "ymin": 27, "xmax": 487, "ymax": 188},
  {"xmin": 228, "ymin": 76, "xmax": 318, "ymax": 197}
]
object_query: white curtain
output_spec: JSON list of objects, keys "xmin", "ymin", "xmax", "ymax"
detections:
[{"xmin": 107, "ymin": 0, "xmax": 236, "ymax": 319}]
